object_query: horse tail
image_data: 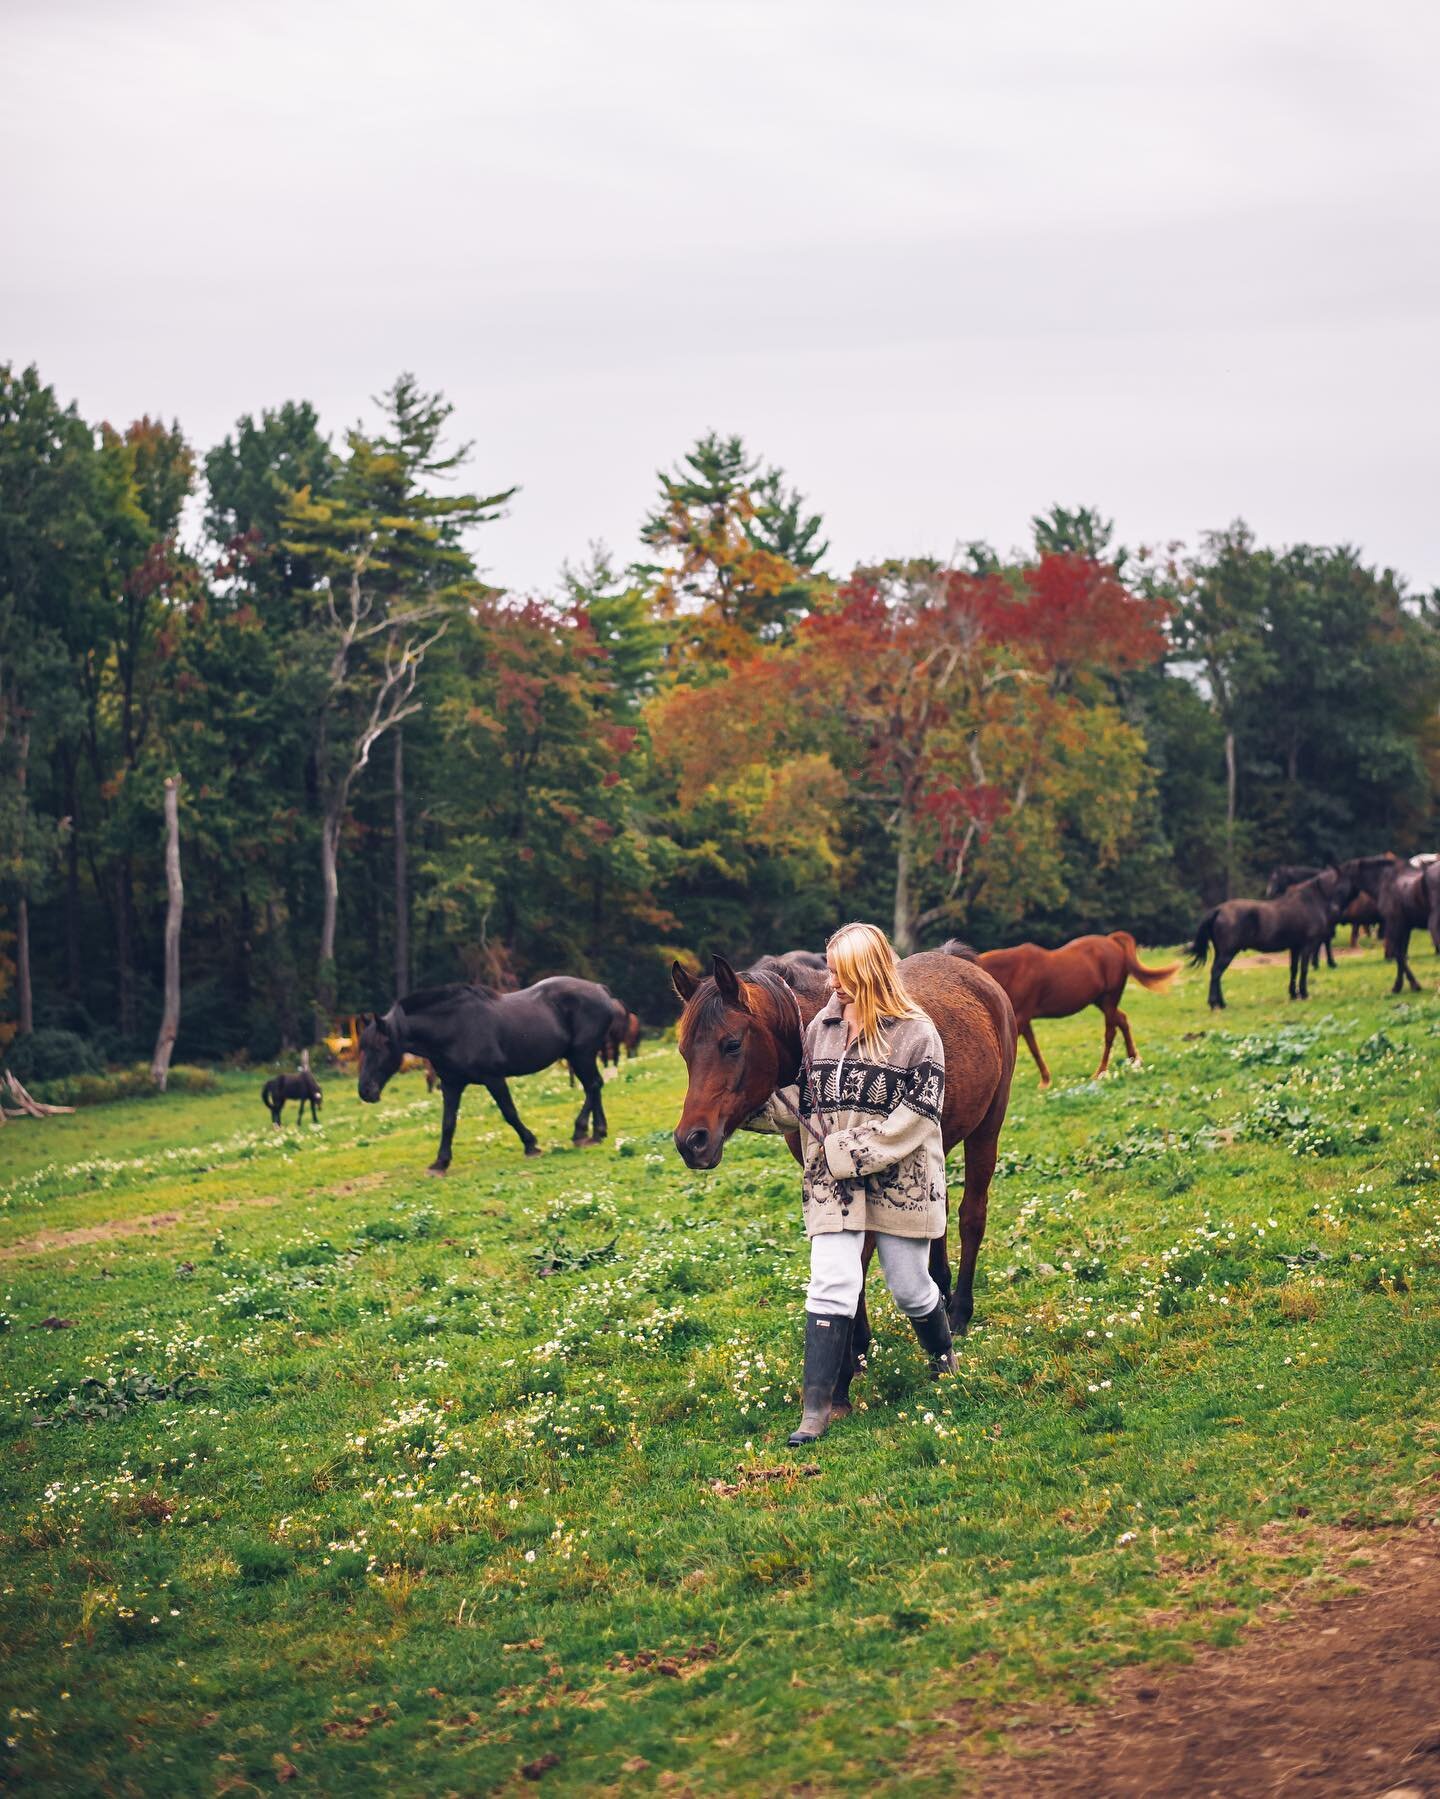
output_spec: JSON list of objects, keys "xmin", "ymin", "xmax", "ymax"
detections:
[
  {"xmin": 939, "ymin": 937, "xmax": 980, "ymax": 962},
  {"xmin": 1188, "ymin": 910, "xmax": 1220, "ymax": 968},
  {"xmin": 1111, "ymin": 930, "xmax": 1180, "ymax": 989},
  {"xmin": 260, "ymin": 1078, "xmax": 276, "ymax": 1107}
]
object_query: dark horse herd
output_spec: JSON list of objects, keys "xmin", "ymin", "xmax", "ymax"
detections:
[
  {"xmin": 1191, "ymin": 852, "xmax": 1440, "ymax": 1005},
  {"xmin": 243, "ymin": 844, "xmax": 1434, "ymax": 1417}
]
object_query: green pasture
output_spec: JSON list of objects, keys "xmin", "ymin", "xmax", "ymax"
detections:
[{"xmin": 3, "ymin": 947, "xmax": 1439, "ymax": 1794}]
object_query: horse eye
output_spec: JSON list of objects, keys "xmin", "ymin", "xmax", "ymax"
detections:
[{"xmin": 720, "ymin": 1036, "xmax": 742, "ymax": 1056}]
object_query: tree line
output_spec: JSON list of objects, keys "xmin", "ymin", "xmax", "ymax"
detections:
[{"xmin": 3, "ymin": 362, "xmax": 1438, "ymax": 1068}]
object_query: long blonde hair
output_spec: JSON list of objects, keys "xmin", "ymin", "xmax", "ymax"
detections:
[{"xmin": 826, "ymin": 921, "xmax": 926, "ymax": 1058}]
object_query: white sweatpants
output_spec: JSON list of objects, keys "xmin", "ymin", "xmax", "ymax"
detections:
[{"xmin": 807, "ymin": 1229, "xmax": 940, "ymax": 1320}]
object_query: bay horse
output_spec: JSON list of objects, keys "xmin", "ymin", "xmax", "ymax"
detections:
[
  {"xmin": 945, "ymin": 932, "xmax": 1178, "ymax": 1087},
  {"xmin": 261, "ymin": 1068, "xmax": 322, "ymax": 1126},
  {"xmin": 357, "ymin": 976, "xmax": 616, "ymax": 1170},
  {"xmin": 1190, "ymin": 866, "xmax": 1358, "ymax": 1007},
  {"xmin": 600, "ymin": 999, "xmax": 642, "ymax": 1067},
  {"xmin": 670, "ymin": 949, "xmax": 1016, "ymax": 1410}
]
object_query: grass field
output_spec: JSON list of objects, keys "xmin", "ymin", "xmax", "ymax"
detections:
[{"xmin": 3, "ymin": 945, "xmax": 1439, "ymax": 1795}]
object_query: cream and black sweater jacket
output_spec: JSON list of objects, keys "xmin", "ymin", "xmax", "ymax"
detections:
[{"xmin": 749, "ymin": 995, "xmax": 947, "ymax": 1239}]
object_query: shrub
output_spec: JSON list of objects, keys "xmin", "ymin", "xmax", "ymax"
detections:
[
  {"xmin": 29, "ymin": 1063, "xmax": 219, "ymax": 1107},
  {"xmin": 3, "ymin": 1028, "xmax": 102, "ymax": 1085}
]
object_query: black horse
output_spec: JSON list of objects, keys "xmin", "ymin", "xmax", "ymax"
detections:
[
  {"xmin": 261, "ymin": 1069, "xmax": 322, "ymax": 1126},
  {"xmin": 357, "ymin": 977, "xmax": 616, "ymax": 1171},
  {"xmin": 1264, "ymin": 864, "xmax": 1334, "ymax": 969},
  {"xmin": 1377, "ymin": 859, "xmax": 1440, "ymax": 994},
  {"xmin": 1190, "ymin": 866, "xmax": 1358, "ymax": 1007}
]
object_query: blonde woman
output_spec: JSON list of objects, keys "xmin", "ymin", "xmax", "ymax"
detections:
[{"xmin": 765, "ymin": 921, "xmax": 952, "ymax": 1447}]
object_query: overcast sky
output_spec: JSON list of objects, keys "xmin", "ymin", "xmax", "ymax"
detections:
[{"xmin": 5, "ymin": 0, "xmax": 1438, "ymax": 591}]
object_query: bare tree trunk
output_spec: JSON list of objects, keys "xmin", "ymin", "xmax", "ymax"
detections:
[
  {"xmin": 1224, "ymin": 729, "xmax": 1237, "ymax": 899},
  {"xmin": 151, "ymin": 777, "xmax": 183, "ymax": 1090},
  {"xmin": 15, "ymin": 726, "xmax": 33, "ymax": 1036},
  {"xmin": 393, "ymin": 726, "xmax": 409, "ymax": 998},
  {"xmin": 892, "ymin": 810, "xmax": 916, "ymax": 955},
  {"xmin": 318, "ymin": 807, "xmax": 342, "ymax": 1014}
]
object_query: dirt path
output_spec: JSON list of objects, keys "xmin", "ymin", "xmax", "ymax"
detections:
[
  {"xmin": 0, "ymin": 1191, "xmax": 286, "ymax": 1261},
  {"xmin": 968, "ymin": 1522, "xmax": 1440, "ymax": 1797}
]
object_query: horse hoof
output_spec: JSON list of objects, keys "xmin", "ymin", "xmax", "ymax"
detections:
[
  {"xmin": 525, "ymin": 1145, "xmax": 544, "ymax": 1158},
  {"xmin": 828, "ymin": 1398, "xmax": 853, "ymax": 1422},
  {"xmin": 426, "ymin": 1164, "xmax": 449, "ymax": 1177}
]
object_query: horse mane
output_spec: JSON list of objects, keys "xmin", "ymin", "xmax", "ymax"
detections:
[{"xmin": 677, "ymin": 963, "xmax": 813, "ymax": 1053}]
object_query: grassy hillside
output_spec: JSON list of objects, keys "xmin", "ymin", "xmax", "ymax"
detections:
[{"xmin": 2, "ymin": 946, "xmax": 1438, "ymax": 1794}]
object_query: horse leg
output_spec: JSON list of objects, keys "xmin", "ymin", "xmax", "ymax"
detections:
[
  {"xmin": 571, "ymin": 1051, "xmax": 607, "ymax": 1144},
  {"xmin": 1299, "ymin": 943, "xmax": 1311, "ymax": 1000},
  {"xmin": 1094, "ymin": 1004, "xmax": 1118, "ymax": 1077},
  {"xmin": 1020, "ymin": 1022, "xmax": 1051, "ymax": 1087},
  {"xmin": 1209, "ymin": 949, "xmax": 1234, "ymax": 1009},
  {"xmin": 485, "ymin": 1078, "xmax": 541, "ymax": 1157},
  {"xmin": 1397, "ymin": 928, "xmax": 1421, "ymax": 993},
  {"xmin": 950, "ymin": 1096, "xmax": 1004, "ymax": 1337},
  {"xmin": 927, "ymin": 1232, "xmax": 952, "ymax": 1306},
  {"xmin": 1115, "ymin": 1005, "xmax": 1140, "ymax": 1064},
  {"xmin": 831, "ymin": 1236, "xmax": 875, "ymax": 1419},
  {"xmin": 1288, "ymin": 946, "xmax": 1300, "ymax": 1000},
  {"xmin": 1324, "ymin": 931, "xmax": 1336, "ymax": 970},
  {"xmin": 430, "ymin": 1081, "xmax": 464, "ymax": 1173}
]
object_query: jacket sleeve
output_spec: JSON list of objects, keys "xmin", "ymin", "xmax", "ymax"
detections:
[
  {"xmin": 740, "ymin": 1083, "xmax": 801, "ymax": 1135},
  {"xmin": 823, "ymin": 1026, "xmax": 943, "ymax": 1179}
]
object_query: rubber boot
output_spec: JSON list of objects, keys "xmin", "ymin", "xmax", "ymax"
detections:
[
  {"xmin": 910, "ymin": 1298, "xmax": 956, "ymax": 1377},
  {"xmin": 787, "ymin": 1312, "xmax": 854, "ymax": 1446},
  {"xmin": 827, "ymin": 1315, "xmax": 858, "ymax": 1420}
]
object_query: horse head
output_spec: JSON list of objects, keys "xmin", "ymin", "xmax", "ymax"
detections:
[
  {"xmin": 671, "ymin": 955, "xmax": 799, "ymax": 1170},
  {"xmin": 357, "ymin": 1006, "xmax": 406, "ymax": 1103}
]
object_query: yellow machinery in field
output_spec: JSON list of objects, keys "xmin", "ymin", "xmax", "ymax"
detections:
[{"xmin": 323, "ymin": 1015, "xmax": 431, "ymax": 1079}]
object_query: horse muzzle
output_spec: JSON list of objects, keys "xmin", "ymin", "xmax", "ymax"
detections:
[
  {"xmin": 357, "ymin": 1082, "xmax": 380, "ymax": 1105},
  {"xmin": 674, "ymin": 1123, "xmax": 724, "ymax": 1170}
]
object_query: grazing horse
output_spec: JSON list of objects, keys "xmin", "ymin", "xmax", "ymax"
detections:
[
  {"xmin": 1190, "ymin": 867, "xmax": 1357, "ymax": 1007},
  {"xmin": 261, "ymin": 1069, "xmax": 322, "ymax": 1126},
  {"xmin": 357, "ymin": 977, "xmax": 617, "ymax": 1170},
  {"xmin": 599, "ymin": 999, "xmax": 642, "ymax": 1068},
  {"xmin": 670, "ymin": 949, "xmax": 1016, "ymax": 1405},
  {"xmin": 945, "ymin": 932, "xmax": 1178, "ymax": 1087}
]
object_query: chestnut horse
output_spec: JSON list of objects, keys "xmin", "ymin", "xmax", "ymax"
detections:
[
  {"xmin": 946, "ymin": 932, "xmax": 1178, "ymax": 1087},
  {"xmin": 671, "ymin": 950, "xmax": 1016, "ymax": 1410}
]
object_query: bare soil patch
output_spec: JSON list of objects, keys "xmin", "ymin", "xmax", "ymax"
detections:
[
  {"xmin": 0, "ymin": 1192, "xmax": 285, "ymax": 1261},
  {"xmin": 966, "ymin": 1522, "xmax": 1440, "ymax": 1797}
]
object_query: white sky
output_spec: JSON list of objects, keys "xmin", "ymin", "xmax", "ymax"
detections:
[{"xmin": 5, "ymin": 0, "xmax": 1439, "ymax": 590}]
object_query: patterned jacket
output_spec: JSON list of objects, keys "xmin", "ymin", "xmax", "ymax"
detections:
[{"xmin": 752, "ymin": 995, "xmax": 947, "ymax": 1239}]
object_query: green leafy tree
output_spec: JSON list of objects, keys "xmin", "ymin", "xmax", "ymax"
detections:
[{"xmin": 639, "ymin": 432, "xmax": 825, "ymax": 667}]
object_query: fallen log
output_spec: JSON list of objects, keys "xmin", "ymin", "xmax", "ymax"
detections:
[{"xmin": 1, "ymin": 1070, "xmax": 76, "ymax": 1118}]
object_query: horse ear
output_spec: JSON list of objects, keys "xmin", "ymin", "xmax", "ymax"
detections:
[
  {"xmin": 671, "ymin": 961, "xmax": 699, "ymax": 1002},
  {"xmin": 712, "ymin": 955, "xmax": 744, "ymax": 1005}
]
